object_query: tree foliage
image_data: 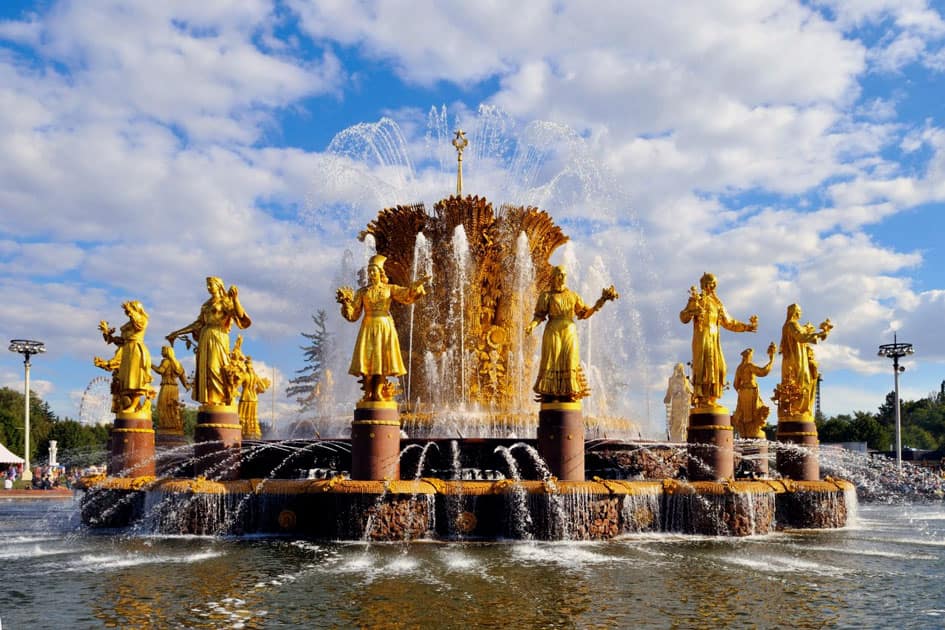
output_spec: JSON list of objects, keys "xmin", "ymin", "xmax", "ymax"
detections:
[
  {"xmin": 286, "ymin": 309, "xmax": 336, "ymax": 412},
  {"xmin": 818, "ymin": 389, "xmax": 945, "ymax": 452},
  {"xmin": 0, "ymin": 387, "xmax": 109, "ymax": 468}
]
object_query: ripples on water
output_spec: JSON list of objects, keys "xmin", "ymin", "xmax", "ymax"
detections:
[{"xmin": 1, "ymin": 497, "xmax": 943, "ymax": 628}]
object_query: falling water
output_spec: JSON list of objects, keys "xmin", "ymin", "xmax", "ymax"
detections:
[
  {"xmin": 511, "ymin": 231, "xmax": 536, "ymax": 414},
  {"xmin": 451, "ymin": 225, "xmax": 471, "ymax": 406},
  {"xmin": 407, "ymin": 232, "xmax": 433, "ymax": 407}
]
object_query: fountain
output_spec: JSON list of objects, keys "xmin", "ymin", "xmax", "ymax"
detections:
[{"xmin": 78, "ymin": 126, "xmax": 853, "ymax": 540}]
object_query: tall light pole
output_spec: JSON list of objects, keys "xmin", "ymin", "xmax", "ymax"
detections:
[
  {"xmin": 9, "ymin": 339, "xmax": 46, "ymax": 482},
  {"xmin": 878, "ymin": 333, "xmax": 914, "ymax": 471}
]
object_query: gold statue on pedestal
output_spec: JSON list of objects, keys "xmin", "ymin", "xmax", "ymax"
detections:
[
  {"xmin": 336, "ymin": 255, "xmax": 428, "ymax": 402},
  {"xmin": 93, "ymin": 300, "xmax": 155, "ymax": 414},
  {"xmin": 166, "ymin": 276, "xmax": 252, "ymax": 408},
  {"xmin": 679, "ymin": 273, "xmax": 758, "ymax": 410},
  {"xmin": 152, "ymin": 345, "xmax": 189, "ymax": 433},
  {"xmin": 773, "ymin": 304, "xmax": 832, "ymax": 420},
  {"xmin": 732, "ymin": 343, "xmax": 776, "ymax": 438},
  {"xmin": 237, "ymin": 356, "xmax": 271, "ymax": 438},
  {"xmin": 664, "ymin": 363, "xmax": 692, "ymax": 441},
  {"xmin": 525, "ymin": 265, "xmax": 618, "ymax": 403}
]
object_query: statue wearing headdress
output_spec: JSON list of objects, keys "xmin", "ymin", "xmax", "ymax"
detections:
[
  {"xmin": 732, "ymin": 343, "xmax": 776, "ymax": 438},
  {"xmin": 152, "ymin": 345, "xmax": 189, "ymax": 432},
  {"xmin": 238, "ymin": 356, "xmax": 271, "ymax": 438},
  {"xmin": 336, "ymin": 255, "xmax": 428, "ymax": 402},
  {"xmin": 526, "ymin": 265, "xmax": 618, "ymax": 402},
  {"xmin": 774, "ymin": 304, "xmax": 832, "ymax": 419},
  {"xmin": 94, "ymin": 300, "xmax": 156, "ymax": 414},
  {"xmin": 166, "ymin": 276, "xmax": 252, "ymax": 407},
  {"xmin": 679, "ymin": 273, "xmax": 758, "ymax": 409}
]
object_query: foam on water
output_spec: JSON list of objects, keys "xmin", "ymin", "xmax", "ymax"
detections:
[
  {"xmin": 719, "ymin": 553, "xmax": 845, "ymax": 576},
  {"xmin": 64, "ymin": 549, "xmax": 222, "ymax": 572}
]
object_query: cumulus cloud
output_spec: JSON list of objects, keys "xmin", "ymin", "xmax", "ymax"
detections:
[{"xmin": 2, "ymin": 0, "xmax": 944, "ymax": 425}]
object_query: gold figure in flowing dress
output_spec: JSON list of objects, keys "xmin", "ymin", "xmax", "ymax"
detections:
[
  {"xmin": 238, "ymin": 356, "xmax": 271, "ymax": 438},
  {"xmin": 166, "ymin": 276, "xmax": 252, "ymax": 407},
  {"xmin": 152, "ymin": 345, "xmax": 189, "ymax": 432},
  {"xmin": 774, "ymin": 304, "xmax": 832, "ymax": 419},
  {"xmin": 679, "ymin": 273, "xmax": 758, "ymax": 410},
  {"xmin": 336, "ymin": 255, "xmax": 428, "ymax": 402},
  {"xmin": 525, "ymin": 266, "xmax": 618, "ymax": 403},
  {"xmin": 94, "ymin": 300, "xmax": 155, "ymax": 414},
  {"xmin": 732, "ymin": 343, "xmax": 776, "ymax": 438}
]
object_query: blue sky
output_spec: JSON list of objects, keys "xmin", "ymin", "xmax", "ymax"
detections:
[{"xmin": 2, "ymin": 1, "xmax": 945, "ymax": 438}]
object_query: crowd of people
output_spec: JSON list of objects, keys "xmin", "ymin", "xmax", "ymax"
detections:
[{"xmin": 3, "ymin": 463, "xmax": 90, "ymax": 490}]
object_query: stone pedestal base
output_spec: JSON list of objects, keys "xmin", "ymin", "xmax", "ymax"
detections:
[
  {"xmin": 108, "ymin": 411, "xmax": 156, "ymax": 477},
  {"xmin": 537, "ymin": 402, "xmax": 585, "ymax": 482},
  {"xmin": 351, "ymin": 402, "xmax": 401, "ymax": 481},
  {"xmin": 687, "ymin": 407, "xmax": 734, "ymax": 481},
  {"xmin": 736, "ymin": 439, "xmax": 769, "ymax": 478},
  {"xmin": 194, "ymin": 405, "xmax": 242, "ymax": 480},
  {"xmin": 776, "ymin": 416, "xmax": 819, "ymax": 481}
]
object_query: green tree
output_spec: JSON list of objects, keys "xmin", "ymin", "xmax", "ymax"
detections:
[
  {"xmin": 0, "ymin": 387, "xmax": 56, "ymax": 464},
  {"xmin": 286, "ymin": 309, "xmax": 336, "ymax": 412}
]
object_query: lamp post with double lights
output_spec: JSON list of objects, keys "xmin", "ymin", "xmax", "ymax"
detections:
[
  {"xmin": 8, "ymin": 339, "xmax": 46, "ymax": 482},
  {"xmin": 877, "ymin": 333, "xmax": 914, "ymax": 471}
]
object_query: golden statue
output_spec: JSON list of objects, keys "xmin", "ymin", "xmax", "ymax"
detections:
[
  {"xmin": 732, "ymin": 343, "xmax": 776, "ymax": 438},
  {"xmin": 152, "ymin": 345, "xmax": 189, "ymax": 432},
  {"xmin": 663, "ymin": 363, "xmax": 692, "ymax": 441},
  {"xmin": 166, "ymin": 276, "xmax": 252, "ymax": 407},
  {"xmin": 93, "ymin": 300, "xmax": 155, "ymax": 414},
  {"xmin": 336, "ymin": 255, "xmax": 428, "ymax": 402},
  {"xmin": 525, "ymin": 265, "xmax": 618, "ymax": 402},
  {"xmin": 237, "ymin": 356, "xmax": 271, "ymax": 438},
  {"xmin": 774, "ymin": 304, "xmax": 832, "ymax": 419},
  {"xmin": 679, "ymin": 273, "xmax": 758, "ymax": 409}
]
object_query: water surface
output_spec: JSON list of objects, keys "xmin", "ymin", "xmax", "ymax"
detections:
[{"xmin": 1, "ymin": 497, "xmax": 943, "ymax": 628}]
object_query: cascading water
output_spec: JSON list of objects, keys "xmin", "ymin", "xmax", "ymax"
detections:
[{"xmin": 450, "ymin": 224, "xmax": 471, "ymax": 408}]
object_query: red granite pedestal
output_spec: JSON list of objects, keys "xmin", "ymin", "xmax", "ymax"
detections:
[
  {"xmin": 350, "ymin": 401, "xmax": 401, "ymax": 481},
  {"xmin": 687, "ymin": 407, "xmax": 735, "ymax": 481},
  {"xmin": 193, "ymin": 405, "xmax": 242, "ymax": 480},
  {"xmin": 108, "ymin": 410, "xmax": 156, "ymax": 477},
  {"xmin": 536, "ymin": 402, "xmax": 585, "ymax": 482},
  {"xmin": 776, "ymin": 415, "xmax": 819, "ymax": 481}
]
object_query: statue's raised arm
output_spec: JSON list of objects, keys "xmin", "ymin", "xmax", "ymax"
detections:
[
  {"xmin": 166, "ymin": 276, "xmax": 252, "ymax": 407},
  {"xmin": 680, "ymin": 273, "xmax": 757, "ymax": 410},
  {"xmin": 527, "ymin": 265, "xmax": 618, "ymax": 403},
  {"xmin": 338, "ymin": 255, "xmax": 427, "ymax": 403}
]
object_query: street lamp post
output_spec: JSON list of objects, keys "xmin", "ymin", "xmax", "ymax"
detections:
[
  {"xmin": 8, "ymin": 339, "xmax": 46, "ymax": 482},
  {"xmin": 878, "ymin": 333, "xmax": 914, "ymax": 471}
]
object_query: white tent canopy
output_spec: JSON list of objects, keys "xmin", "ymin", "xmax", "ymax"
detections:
[{"xmin": 0, "ymin": 443, "xmax": 25, "ymax": 465}]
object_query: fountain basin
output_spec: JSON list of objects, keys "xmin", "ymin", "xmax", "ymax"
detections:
[{"xmin": 77, "ymin": 476, "xmax": 853, "ymax": 539}]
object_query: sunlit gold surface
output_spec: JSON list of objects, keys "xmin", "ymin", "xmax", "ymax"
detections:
[
  {"xmin": 775, "ymin": 304, "xmax": 832, "ymax": 421},
  {"xmin": 93, "ymin": 300, "xmax": 156, "ymax": 414},
  {"xmin": 166, "ymin": 277, "xmax": 251, "ymax": 406},
  {"xmin": 732, "ymin": 342, "xmax": 775, "ymax": 438},
  {"xmin": 679, "ymin": 273, "xmax": 758, "ymax": 408},
  {"xmin": 526, "ymin": 266, "xmax": 617, "ymax": 402},
  {"xmin": 152, "ymin": 345, "xmax": 188, "ymax": 432},
  {"xmin": 337, "ymin": 254, "xmax": 428, "ymax": 402},
  {"xmin": 237, "ymin": 356, "xmax": 270, "ymax": 438},
  {"xmin": 361, "ymin": 199, "xmax": 571, "ymax": 412}
]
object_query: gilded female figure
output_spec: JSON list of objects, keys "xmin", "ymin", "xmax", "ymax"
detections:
[
  {"xmin": 336, "ymin": 255, "xmax": 428, "ymax": 402},
  {"xmin": 153, "ymin": 345, "xmax": 189, "ymax": 432},
  {"xmin": 94, "ymin": 300, "xmax": 154, "ymax": 413},
  {"xmin": 732, "ymin": 343, "xmax": 776, "ymax": 438},
  {"xmin": 166, "ymin": 277, "xmax": 251, "ymax": 407},
  {"xmin": 777, "ymin": 304, "xmax": 831, "ymax": 418},
  {"xmin": 526, "ymin": 266, "xmax": 617, "ymax": 402},
  {"xmin": 679, "ymin": 273, "xmax": 757, "ymax": 409}
]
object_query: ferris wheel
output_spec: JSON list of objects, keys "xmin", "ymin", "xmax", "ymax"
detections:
[{"xmin": 78, "ymin": 375, "xmax": 113, "ymax": 426}]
